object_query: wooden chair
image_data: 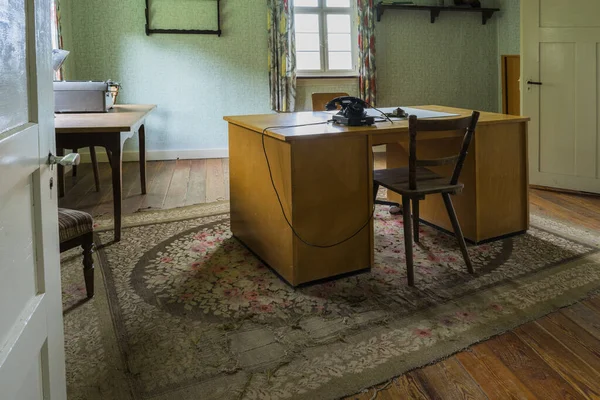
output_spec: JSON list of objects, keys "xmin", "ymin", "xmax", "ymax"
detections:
[
  {"xmin": 311, "ymin": 92, "xmax": 349, "ymax": 111},
  {"xmin": 373, "ymin": 111, "xmax": 480, "ymax": 286},
  {"xmin": 58, "ymin": 208, "xmax": 95, "ymax": 298},
  {"xmin": 71, "ymin": 147, "xmax": 101, "ymax": 192}
]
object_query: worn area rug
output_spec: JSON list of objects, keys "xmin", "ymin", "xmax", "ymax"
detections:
[{"xmin": 61, "ymin": 201, "xmax": 600, "ymax": 400}]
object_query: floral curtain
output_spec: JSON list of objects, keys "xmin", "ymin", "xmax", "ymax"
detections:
[
  {"xmin": 267, "ymin": 0, "xmax": 296, "ymax": 112},
  {"xmin": 357, "ymin": 0, "xmax": 376, "ymax": 106}
]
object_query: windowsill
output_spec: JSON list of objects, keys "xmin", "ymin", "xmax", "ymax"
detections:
[{"xmin": 297, "ymin": 75, "xmax": 359, "ymax": 80}]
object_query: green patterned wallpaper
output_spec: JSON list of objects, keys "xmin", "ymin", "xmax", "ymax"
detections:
[
  {"xmin": 58, "ymin": 0, "xmax": 74, "ymax": 79},
  {"xmin": 497, "ymin": 0, "xmax": 520, "ymax": 56},
  {"xmin": 65, "ymin": 0, "xmax": 271, "ymax": 152},
  {"xmin": 376, "ymin": 4, "xmax": 499, "ymax": 112},
  {"xmin": 61, "ymin": 0, "xmax": 520, "ymax": 152}
]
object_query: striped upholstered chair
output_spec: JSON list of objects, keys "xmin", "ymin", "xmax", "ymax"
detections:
[{"xmin": 58, "ymin": 208, "xmax": 95, "ymax": 298}]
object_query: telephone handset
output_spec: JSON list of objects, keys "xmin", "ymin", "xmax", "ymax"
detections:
[{"xmin": 325, "ymin": 96, "xmax": 375, "ymax": 126}]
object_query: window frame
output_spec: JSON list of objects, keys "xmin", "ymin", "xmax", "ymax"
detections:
[{"xmin": 294, "ymin": 0, "xmax": 358, "ymax": 78}]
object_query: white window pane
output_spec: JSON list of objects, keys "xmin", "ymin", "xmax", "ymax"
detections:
[
  {"xmin": 295, "ymin": 14, "xmax": 319, "ymax": 33},
  {"xmin": 326, "ymin": 0, "xmax": 350, "ymax": 7},
  {"xmin": 297, "ymin": 52, "xmax": 322, "ymax": 70},
  {"xmin": 296, "ymin": 33, "xmax": 320, "ymax": 51},
  {"xmin": 327, "ymin": 14, "xmax": 351, "ymax": 34},
  {"xmin": 295, "ymin": 0, "xmax": 318, "ymax": 6},
  {"xmin": 328, "ymin": 52, "xmax": 352, "ymax": 70},
  {"xmin": 327, "ymin": 33, "xmax": 351, "ymax": 51}
]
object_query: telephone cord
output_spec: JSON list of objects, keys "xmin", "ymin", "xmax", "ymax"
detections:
[{"xmin": 261, "ymin": 121, "xmax": 377, "ymax": 249}]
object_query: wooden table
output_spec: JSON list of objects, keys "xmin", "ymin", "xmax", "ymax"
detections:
[
  {"xmin": 224, "ymin": 105, "xmax": 530, "ymax": 286},
  {"xmin": 55, "ymin": 104, "xmax": 156, "ymax": 241}
]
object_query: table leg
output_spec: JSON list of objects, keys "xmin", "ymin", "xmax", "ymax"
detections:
[
  {"xmin": 57, "ymin": 147, "xmax": 65, "ymax": 198},
  {"xmin": 139, "ymin": 124, "xmax": 147, "ymax": 194},
  {"xmin": 89, "ymin": 146, "xmax": 100, "ymax": 192},
  {"xmin": 72, "ymin": 148, "xmax": 78, "ymax": 177},
  {"xmin": 108, "ymin": 139, "xmax": 123, "ymax": 242}
]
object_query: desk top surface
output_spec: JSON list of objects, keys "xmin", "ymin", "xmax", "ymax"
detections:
[
  {"xmin": 55, "ymin": 104, "xmax": 156, "ymax": 133},
  {"xmin": 224, "ymin": 105, "xmax": 530, "ymax": 142}
]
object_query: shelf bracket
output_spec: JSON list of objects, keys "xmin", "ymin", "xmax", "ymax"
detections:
[
  {"xmin": 430, "ymin": 9, "xmax": 441, "ymax": 23},
  {"xmin": 376, "ymin": 3, "xmax": 384, "ymax": 22},
  {"xmin": 482, "ymin": 10, "xmax": 495, "ymax": 25}
]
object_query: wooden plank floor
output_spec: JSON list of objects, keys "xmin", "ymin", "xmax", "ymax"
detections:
[
  {"xmin": 59, "ymin": 159, "xmax": 230, "ymax": 218},
  {"xmin": 59, "ymin": 156, "xmax": 600, "ymax": 400}
]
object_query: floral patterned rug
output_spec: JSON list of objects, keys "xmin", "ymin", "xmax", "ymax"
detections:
[{"xmin": 61, "ymin": 201, "xmax": 600, "ymax": 400}]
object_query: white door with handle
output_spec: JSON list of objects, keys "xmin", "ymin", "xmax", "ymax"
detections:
[
  {"xmin": 0, "ymin": 0, "xmax": 67, "ymax": 398},
  {"xmin": 522, "ymin": 0, "xmax": 600, "ymax": 194}
]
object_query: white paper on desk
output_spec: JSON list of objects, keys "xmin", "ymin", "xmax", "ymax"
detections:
[{"xmin": 365, "ymin": 107, "xmax": 460, "ymax": 119}]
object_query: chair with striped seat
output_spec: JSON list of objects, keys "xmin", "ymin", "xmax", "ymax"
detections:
[
  {"xmin": 373, "ymin": 111, "xmax": 480, "ymax": 286},
  {"xmin": 58, "ymin": 208, "xmax": 95, "ymax": 298}
]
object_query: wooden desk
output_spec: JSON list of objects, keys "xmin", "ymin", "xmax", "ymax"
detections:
[
  {"xmin": 224, "ymin": 105, "xmax": 529, "ymax": 286},
  {"xmin": 55, "ymin": 104, "xmax": 156, "ymax": 241}
]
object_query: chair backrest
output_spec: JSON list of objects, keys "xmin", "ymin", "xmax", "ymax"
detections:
[
  {"xmin": 311, "ymin": 92, "xmax": 349, "ymax": 111},
  {"xmin": 408, "ymin": 111, "xmax": 480, "ymax": 190}
]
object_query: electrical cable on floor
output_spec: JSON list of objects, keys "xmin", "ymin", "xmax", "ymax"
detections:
[{"xmin": 261, "ymin": 119, "xmax": 386, "ymax": 248}]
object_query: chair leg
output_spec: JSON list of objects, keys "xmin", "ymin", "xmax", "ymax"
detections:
[
  {"xmin": 402, "ymin": 196, "xmax": 415, "ymax": 286},
  {"xmin": 373, "ymin": 182, "xmax": 401, "ymax": 208},
  {"xmin": 373, "ymin": 183, "xmax": 379, "ymax": 204},
  {"xmin": 442, "ymin": 193, "xmax": 474, "ymax": 274},
  {"xmin": 81, "ymin": 232, "xmax": 95, "ymax": 298},
  {"xmin": 89, "ymin": 146, "xmax": 101, "ymax": 192},
  {"xmin": 72, "ymin": 148, "xmax": 78, "ymax": 177},
  {"xmin": 412, "ymin": 198, "xmax": 420, "ymax": 243}
]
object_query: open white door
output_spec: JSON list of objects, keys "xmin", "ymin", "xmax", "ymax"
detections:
[
  {"xmin": 0, "ymin": 0, "xmax": 67, "ymax": 399},
  {"xmin": 522, "ymin": 0, "xmax": 600, "ymax": 194}
]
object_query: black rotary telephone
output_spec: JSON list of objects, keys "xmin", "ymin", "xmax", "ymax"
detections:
[{"xmin": 325, "ymin": 96, "xmax": 375, "ymax": 126}]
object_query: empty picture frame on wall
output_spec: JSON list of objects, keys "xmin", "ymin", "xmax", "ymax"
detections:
[{"xmin": 144, "ymin": 0, "xmax": 222, "ymax": 36}]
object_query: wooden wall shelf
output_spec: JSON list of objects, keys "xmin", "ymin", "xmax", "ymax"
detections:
[{"xmin": 376, "ymin": 4, "xmax": 500, "ymax": 25}]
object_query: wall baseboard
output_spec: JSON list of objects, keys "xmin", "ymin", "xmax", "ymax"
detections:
[
  {"xmin": 77, "ymin": 146, "xmax": 383, "ymax": 163},
  {"xmin": 77, "ymin": 148, "xmax": 229, "ymax": 163}
]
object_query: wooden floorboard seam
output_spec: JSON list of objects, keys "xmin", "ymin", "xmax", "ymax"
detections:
[{"xmin": 533, "ymin": 319, "xmax": 600, "ymax": 375}]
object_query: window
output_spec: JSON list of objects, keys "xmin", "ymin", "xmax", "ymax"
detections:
[{"xmin": 294, "ymin": 0, "xmax": 357, "ymax": 76}]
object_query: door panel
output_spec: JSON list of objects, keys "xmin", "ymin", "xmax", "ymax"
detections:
[
  {"xmin": 0, "ymin": 176, "xmax": 38, "ymax": 346},
  {"xmin": 0, "ymin": 297, "xmax": 48, "ymax": 399},
  {"xmin": 540, "ymin": 0, "xmax": 600, "ymax": 28},
  {"xmin": 539, "ymin": 42, "xmax": 576, "ymax": 175},
  {"xmin": 16, "ymin": 360, "xmax": 44, "ymax": 400},
  {"xmin": 597, "ymin": 43, "xmax": 600, "ymax": 180},
  {"xmin": 0, "ymin": 0, "xmax": 66, "ymax": 398},
  {"xmin": 523, "ymin": 0, "xmax": 600, "ymax": 193},
  {"xmin": 575, "ymin": 43, "xmax": 598, "ymax": 178}
]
